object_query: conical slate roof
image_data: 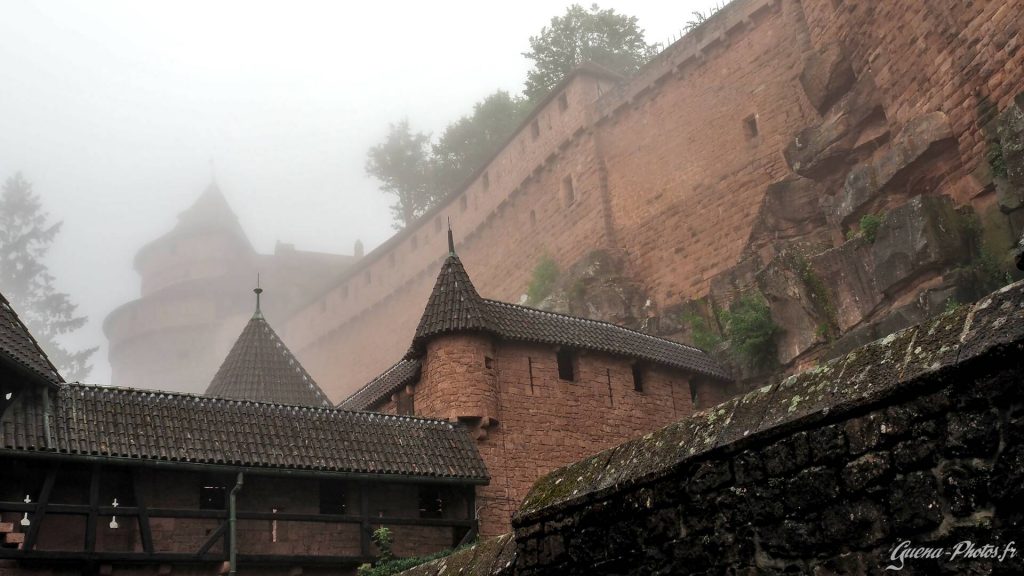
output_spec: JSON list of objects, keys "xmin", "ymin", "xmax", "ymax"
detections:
[
  {"xmin": 410, "ymin": 250, "xmax": 492, "ymax": 351},
  {"xmin": 206, "ymin": 292, "xmax": 330, "ymax": 406}
]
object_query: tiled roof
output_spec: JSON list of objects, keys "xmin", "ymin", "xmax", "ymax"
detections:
[
  {"xmin": 480, "ymin": 300, "xmax": 731, "ymax": 380},
  {"xmin": 408, "ymin": 254, "xmax": 730, "ymax": 380},
  {"xmin": 338, "ymin": 359, "xmax": 421, "ymax": 411},
  {"xmin": 412, "ymin": 253, "xmax": 492, "ymax": 343},
  {"xmin": 206, "ymin": 310, "xmax": 331, "ymax": 407},
  {"xmin": 343, "ymin": 254, "xmax": 730, "ymax": 410},
  {"xmin": 0, "ymin": 291, "xmax": 63, "ymax": 386},
  {"xmin": 0, "ymin": 383, "xmax": 488, "ymax": 482}
]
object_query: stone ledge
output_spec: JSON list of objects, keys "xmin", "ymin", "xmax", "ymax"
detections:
[{"xmin": 513, "ymin": 279, "xmax": 1024, "ymax": 524}]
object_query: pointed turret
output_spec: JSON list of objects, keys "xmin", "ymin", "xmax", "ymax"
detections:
[
  {"xmin": 205, "ymin": 286, "xmax": 330, "ymax": 406},
  {"xmin": 409, "ymin": 224, "xmax": 491, "ymax": 354}
]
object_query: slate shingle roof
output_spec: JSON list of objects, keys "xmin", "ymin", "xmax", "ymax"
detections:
[
  {"xmin": 342, "ymin": 253, "xmax": 730, "ymax": 410},
  {"xmin": 0, "ymin": 291, "xmax": 63, "ymax": 386},
  {"xmin": 338, "ymin": 359, "xmax": 421, "ymax": 411},
  {"xmin": 206, "ymin": 310, "xmax": 331, "ymax": 407},
  {"xmin": 410, "ymin": 254, "xmax": 728, "ymax": 379},
  {"xmin": 0, "ymin": 383, "xmax": 487, "ymax": 482}
]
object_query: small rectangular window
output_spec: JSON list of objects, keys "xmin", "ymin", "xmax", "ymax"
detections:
[
  {"xmin": 530, "ymin": 210, "xmax": 537, "ymax": 227},
  {"xmin": 562, "ymin": 175, "xmax": 575, "ymax": 206},
  {"xmin": 484, "ymin": 356, "xmax": 493, "ymax": 369},
  {"xmin": 200, "ymin": 485, "xmax": 226, "ymax": 510},
  {"xmin": 365, "ymin": 270, "xmax": 372, "ymax": 285},
  {"xmin": 558, "ymin": 92, "xmax": 569, "ymax": 113},
  {"xmin": 531, "ymin": 119, "xmax": 540, "ymax": 140},
  {"xmin": 319, "ymin": 480, "xmax": 348, "ymax": 515},
  {"xmin": 482, "ymin": 172, "xmax": 490, "ymax": 191},
  {"xmin": 460, "ymin": 195, "xmax": 468, "ymax": 212},
  {"xmin": 632, "ymin": 365, "xmax": 644, "ymax": 392},
  {"xmin": 557, "ymin": 349, "xmax": 575, "ymax": 381},
  {"xmin": 744, "ymin": 114, "xmax": 759, "ymax": 139},
  {"xmin": 418, "ymin": 487, "xmax": 444, "ymax": 519}
]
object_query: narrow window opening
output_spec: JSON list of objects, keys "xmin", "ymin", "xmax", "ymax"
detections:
[
  {"xmin": 743, "ymin": 114, "xmax": 759, "ymax": 139},
  {"xmin": 689, "ymin": 381, "xmax": 698, "ymax": 406},
  {"xmin": 418, "ymin": 487, "xmax": 444, "ymax": 519},
  {"xmin": 484, "ymin": 356, "xmax": 494, "ymax": 369},
  {"xmin": 558, "ymin": 92, "xmax": 569, "ymax": 113},
  {"xmin": 200, "ymin": 485, "xmax": 227, "ymax": 510},
  {"xmin": 530, "ymin": 210, "xmax": 537, "ymax": 227},
  {"xmin": 562, "ymin": 175, "xmax": 575, "ymax": 206},
  {"xmin": 557, "ymin": 349, "xmax": 575, "ymax": 381},
  {"xmin": 319, "ymin": 480, "xmax": 348, "ymax": 515},
  {"xmin": 527, "ymin": 357, "xmax": 535, "ymax": 394},
  {"xmin": 365, "ymin": 270, "xmax": 372, "ymax": 285},
  {"xmin": 460, "ymin": 195, "xmax": 468, "ymax": 212},
  {"xmin": 482, "ymin": 171, "xmax": 490, "ymax": 191},
  {"xmin": 632, "ymin": 365, "xmax": 644, "ymax": 392},
  {"xmin": 531, "ymin": 119, "xmax": 540, "ymax": 140}
]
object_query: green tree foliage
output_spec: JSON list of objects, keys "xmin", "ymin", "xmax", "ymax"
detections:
[
  {"xmin": 0, "ymin": 173, "xmax": 96, "ymax": 381},
  {"xmin": 522, "ymin": 3, "xmax": 656, "ymax": 101},
  {"xmin": 432, "ymin": 91, "xmax": 529, "ymax": 195},
  {"xmin": 526, "ymin": 255, "xmax": 560, "ymax": 306},
  {"xmin": 365, "ymin": 120, "xmax": 441, "ymax": 229},
  {"xmin": 720, "ymin": 293, "xmax": 778, "ymax": 370}
]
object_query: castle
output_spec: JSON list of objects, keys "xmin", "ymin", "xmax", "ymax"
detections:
[
  {"xmin": 106, "ymin": 0, "xmax": 1023, "ymax": 404},
  {"xmin": 103, "ymin": 181, "xmax": 357, "ymax": 395}
]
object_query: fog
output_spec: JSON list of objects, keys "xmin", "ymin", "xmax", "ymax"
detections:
[{"xmin": 0, "ymin": 0, "xmax": 720, "ymax": 383}]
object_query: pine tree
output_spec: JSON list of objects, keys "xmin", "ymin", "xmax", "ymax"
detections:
[{"xmin": 0, "ymin": 172, "xmax": 96, "ymax": 381}]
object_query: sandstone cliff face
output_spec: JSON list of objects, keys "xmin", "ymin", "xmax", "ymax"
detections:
[{"xmin": 534, "ymin": 75, "xmax": 1024, "ymax": 391}]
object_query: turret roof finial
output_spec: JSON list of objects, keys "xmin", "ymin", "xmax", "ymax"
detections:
[
  {"xmin": 254, "ymin": 273, "xmax": 263, "ymax": 317},
  {"xmin": 447, "ymin": 217, "xmax": 455, "ymax": 256}
]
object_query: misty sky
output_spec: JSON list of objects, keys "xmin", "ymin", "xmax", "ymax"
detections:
[{"xmin": 0, "ymin": 0, "xmax": 720, "ymax": 383}]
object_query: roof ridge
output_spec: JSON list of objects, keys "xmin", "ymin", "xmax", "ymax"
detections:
[
  {"xmin": 481, "ymin": 298, "xmax": 705, "ymax": 353},
  {"xmin": 59, "ymin": 381, "xmax": 458, "ymax": 425}
]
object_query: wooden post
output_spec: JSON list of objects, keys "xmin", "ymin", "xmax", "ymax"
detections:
[
  {"xmin": 131, "ymin": 468, "xmax": 154, "ymax": 555},
  {"xmin": 23, "ymin": 464, "xmax": 58, "ymax": 551},
  {"xmin": 85, "ymin": 464, "xmax": 101, "ymax": 552}
]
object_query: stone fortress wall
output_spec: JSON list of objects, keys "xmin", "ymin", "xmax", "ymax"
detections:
[{"xmin": 283, "ymin": 0, "xmax": 1024, "ymax": 401}]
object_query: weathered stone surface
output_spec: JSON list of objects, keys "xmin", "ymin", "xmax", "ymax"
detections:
[
  {"xmin": 997, "ymin": 95, "xmax": 1024, "ymax": 187},
  {"xmin": 505, "ymin": 281, "xmax": 1024, "ymax": 576},
  {"xmin": 810, "ymin": 237, "xmax": 881, "ymax": 331},
  {"xmin": 871, "ymin": 194, "xmax": 969, "ymax": 296},
  {"xmin": 757, "ymin": 255, "xmax": 829, "ymax": 365},
  {"xmin": 748, "ymin": 178, "xmax": 827, "ymax": 242},
  {"xmin": 799, "ymin": 45, "xmax": 856, "ymax": 115},
  {"xmin": 785, "ymin": 75, "xmax": 884, "ymax": 179},
  {"xmin": 831, "ymin": 112, "xmax": 956, "ymax": 228}
]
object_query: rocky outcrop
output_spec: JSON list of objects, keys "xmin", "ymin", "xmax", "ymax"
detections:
[
  {"xmin": 870, "ymin": 195, "xmax": 969, "ymax": 296},
  {"xmin": 784, "ymin": 75, "xmax": 886, "ymax": 180},
  {"xmin": 799, "ymin": 45, "xmax": 856, "ymax": 115},
  {"xmin": 830, "ymin": 112, "xmax": 957, "ymax": 229},
  {"xmin": 532, "ymin": 250, "xmax": 648, "ymax": 329}
]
